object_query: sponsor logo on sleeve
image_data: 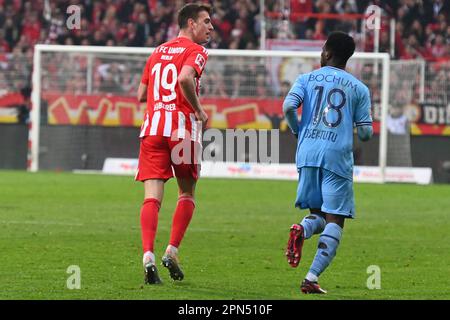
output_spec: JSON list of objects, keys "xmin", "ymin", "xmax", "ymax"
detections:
[{"xmin": 195, "ymin": 53, "xmax": 206, "ymax": 70}]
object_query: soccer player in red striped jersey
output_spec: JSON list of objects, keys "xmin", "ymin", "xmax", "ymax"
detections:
[{"xmin": 136, "ymin": 3, "xmax": 213, "ymax": 284}]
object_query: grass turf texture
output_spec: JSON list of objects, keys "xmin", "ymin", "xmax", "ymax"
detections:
[{"xmin": 0, "ymin": 170, "xmax": 449, "ymax": 300}]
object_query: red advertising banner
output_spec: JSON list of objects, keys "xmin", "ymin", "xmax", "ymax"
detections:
[
  {"xmin": 0, "ymin": 92, "xmax": 24, "ymax": 107},
  {"xmin": 1, "ymin": 93, "xmax": 449, "ymax": 135},
  {"xmin": 39, "ymin": 93, "xmax": 285, "ymax": 129}
]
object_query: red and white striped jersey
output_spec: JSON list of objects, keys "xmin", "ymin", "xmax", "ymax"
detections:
[{"xmin": 139, "ymin": 37, "xmax": 209, "ymax": 141}]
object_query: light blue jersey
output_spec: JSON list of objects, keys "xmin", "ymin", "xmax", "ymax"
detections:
[{"xmin": 283, "ymin": 66, "xmax": 372, "ymax": 180}]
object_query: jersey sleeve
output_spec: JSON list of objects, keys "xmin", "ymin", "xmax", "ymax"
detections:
[
  {"xmin": 354, "ymin": 85, "xmax": 373, "ymax": 127},
  {"xmin": 284, "ymin": 74, "xmax": 306, "ymax": 108},
  {"xmin": 184, "ymin": 46, "xmax": 208, "ymax": 77},
  {"xmin": 282, "ymin": 74, "xmax": 306, "ymax": 134},
  {"xmin": 140, "ymin": 56, "xmax": 151, "ymax": 85}
]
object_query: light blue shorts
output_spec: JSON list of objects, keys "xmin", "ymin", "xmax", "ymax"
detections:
[{"xmin": 295, "ymin": 166, "xmax": 355, "ymax": 218}]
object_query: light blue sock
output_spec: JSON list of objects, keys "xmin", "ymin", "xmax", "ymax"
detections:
[
  {"xmin": 300, "ymin": 214, "xmax": 326, "ymax": 239},
  {"xmin": 308, "ymin": 223, "xmax": 343, "ymax": 278}
]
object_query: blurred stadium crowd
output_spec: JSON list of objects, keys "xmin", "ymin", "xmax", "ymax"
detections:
[
  {"xmin": 0, "ymin": 0, "xmax": 449, "ymax": 108},
  {"xmin": 267, "ymin": 0, "xmax": 449, "ymax": 61},
  {"xmin": 1, "ymin": 0, "xmax": 448, "ymax": 56}
]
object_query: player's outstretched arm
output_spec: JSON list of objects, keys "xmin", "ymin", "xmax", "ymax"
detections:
[
  {"xmin": 357, "ymin": 125, "xmax": 373, "ymax": 141},
  {"xmin": 178, "ymin": 65, "xmax": 208, "ymax": 127}
]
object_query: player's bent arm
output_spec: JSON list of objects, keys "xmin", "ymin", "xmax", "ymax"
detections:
[
  {"xmin": 178, "ymin": 65, "xmax": 208, "ymax": 124},
  {"xmin": 137, "ymin": 83, "xmax": 147, "ymax": 102},
  {"xmin": 357, "ymin": 125, "xmax": 373, "ymax": 142},
  {"xmin": 283, "ymin": 96, "xmax": 301, "ymax": 135}
]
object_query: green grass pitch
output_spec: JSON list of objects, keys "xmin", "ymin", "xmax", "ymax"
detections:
[{"xmin": 0, "ymin": 170, "xmax": 449, "ymax": 300}]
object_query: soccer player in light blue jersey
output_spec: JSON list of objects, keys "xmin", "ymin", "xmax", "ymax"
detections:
[{"xmin": 283, "ymin": 31, "xmax": 373, "ymax": 294}]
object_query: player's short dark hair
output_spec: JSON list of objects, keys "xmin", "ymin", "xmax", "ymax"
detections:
[
  {"xmin": 178, "ymin": 3, "xmax": 212, "ymax": 29},
  {"xmin": 325, "ymin": 31, "xmax": 356, "ymax": 65}
]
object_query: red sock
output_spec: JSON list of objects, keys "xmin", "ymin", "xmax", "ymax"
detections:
[
  {"xmin": 140, "ymin": 198, "xmax": 160, "ymax": 253},
  {"xmin": 169, "ymin": 196, "xmax": 195, "ymax": 248}
]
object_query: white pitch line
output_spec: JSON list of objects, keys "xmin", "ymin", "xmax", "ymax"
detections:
[
  {"xmin": 0, "ymin": 221, "xmax": 240, "ymax": 232},
  {"xmin": 0, "ymin": 220, "xmax": 84, "ymax": 227}
]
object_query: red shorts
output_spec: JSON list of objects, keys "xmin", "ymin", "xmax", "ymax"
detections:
[{"xmin": 135, "ymin": 135, "xmax": 201, "ymax": 182}]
